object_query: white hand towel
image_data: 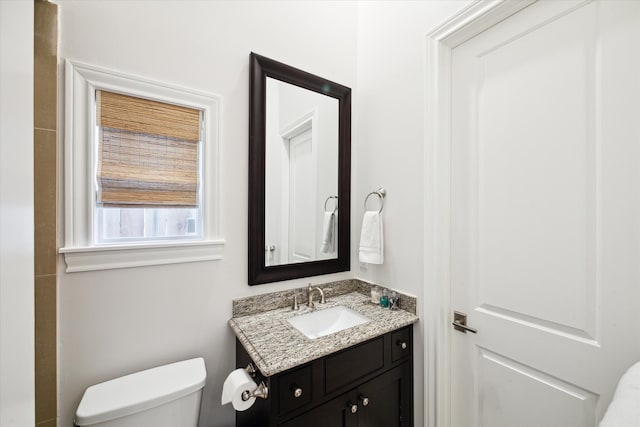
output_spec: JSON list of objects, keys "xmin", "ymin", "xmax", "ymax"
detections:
[
  {"xmin": 359, "ymin": 211, "xmax": 383, "ymax": 264},
  {"xmin": 320, "ymin": 211, "xmax": 336, "ymax": 253}
]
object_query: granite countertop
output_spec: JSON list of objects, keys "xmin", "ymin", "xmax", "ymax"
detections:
[{"xmin": 229, "ymin": 290, "xmax": 419, "ymax": 377}]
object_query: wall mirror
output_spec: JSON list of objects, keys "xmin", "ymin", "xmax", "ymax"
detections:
[{"xmin": 249, "ymin": 53, "xmax": 351, "ymax": 285}]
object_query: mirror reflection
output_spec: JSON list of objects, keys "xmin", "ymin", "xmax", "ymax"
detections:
[
  {"xmin": 265, "ymin": 78, "xmax": 339, "ymax": 266},
  {"xmin": 249, "ymin": 52, "xmax": 350, "ymax": 285}
]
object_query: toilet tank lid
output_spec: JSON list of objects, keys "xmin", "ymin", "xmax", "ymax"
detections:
[{"xmin": 75, "ymin": 357, "xmax": 207, "ymax": 426}]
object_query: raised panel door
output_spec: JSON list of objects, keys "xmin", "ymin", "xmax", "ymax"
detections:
[{"xmin": 451, "ymin": 1, "xmax": 640, "ymax": 425}]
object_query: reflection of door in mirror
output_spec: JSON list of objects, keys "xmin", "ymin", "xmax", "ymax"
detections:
[
  {"xmin": 287, "ymin": 128, "xmax": 315, "ymax": 263},
  {"xmin": 264, "ymin": 77, "xmax": 339, "ymax": 266}
]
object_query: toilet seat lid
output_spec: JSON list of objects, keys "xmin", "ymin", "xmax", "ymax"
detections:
[{"xmin": 75, "ymin": 357, "xmax": 206, "ymax": 426}]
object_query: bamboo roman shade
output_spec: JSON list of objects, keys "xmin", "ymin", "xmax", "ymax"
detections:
[{"xmin": 96, "ymin": 90, "xmax": 202, "ymax": 208}]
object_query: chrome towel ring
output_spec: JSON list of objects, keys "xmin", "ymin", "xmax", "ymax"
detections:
[
  {"xmin": 364, "ymin": 188, "xmax": 386, "ymax": 213},
  {"xmin": 324, "ymin": 195, "xmax": 338, "ymax": 213}
]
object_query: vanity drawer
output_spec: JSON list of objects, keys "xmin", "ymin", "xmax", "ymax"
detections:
[
  {"xmin": 391, "ymin": 327, "xmax": 411, "ymax": 362},
  {"xmin": 277, "ymin": 365, "xmax": 312, "ymax": 415},
  {"xmin": 324, "ymin": 336, "xmax": 384, "ymax": 393}
]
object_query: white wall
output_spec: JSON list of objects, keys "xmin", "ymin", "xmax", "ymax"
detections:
[
  {"xmin": 57, "ymin": 2, "xmax": 357, "ymax": 426},
  {"xmin": 354, "ymin": 2, "xmax": 471, "ymax": 425},
  {"xmin": 0, "ymin": 1, "xmax": 35, "ymax": 426}
]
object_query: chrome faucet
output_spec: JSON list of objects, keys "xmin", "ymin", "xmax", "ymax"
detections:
[{"xmin": 307, "ymin": 284, "xmax": 325, "ymax": 309}]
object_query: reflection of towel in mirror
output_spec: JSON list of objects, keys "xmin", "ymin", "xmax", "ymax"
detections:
[
  {"xmin": 320, "ymin": 211, "xmax": 336, "ymax": 253},
  {"xmin": 359, "ymin": 211, "xmax": 383, "ymax": 264}
]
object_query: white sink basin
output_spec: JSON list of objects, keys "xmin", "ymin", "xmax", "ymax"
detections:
[{"xmin": 287, "ymin": 305, "xmax": 371, "ymax": 339}]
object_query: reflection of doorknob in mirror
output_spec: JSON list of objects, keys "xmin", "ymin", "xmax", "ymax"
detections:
[{"xmin": 264, "ymin": 245, "xmax": 276, "ymax": 266}]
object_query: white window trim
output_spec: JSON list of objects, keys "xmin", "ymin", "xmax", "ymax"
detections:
[{"xmin": 60, "ymin": 60, "xmax": 224, "ymax": 272}]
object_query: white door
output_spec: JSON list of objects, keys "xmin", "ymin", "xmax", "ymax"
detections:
[
  {"xmin": 451, "ymin": 1, "xmax": 640, "ymax": 426},
  {"xmin": 287, "ymin": 128, "xmax": 316, "ymax": 263}
]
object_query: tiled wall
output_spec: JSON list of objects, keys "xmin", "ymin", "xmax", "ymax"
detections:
[{"xmin": 34, "ymin": 0, "xmax": 58, "ymax": 426}]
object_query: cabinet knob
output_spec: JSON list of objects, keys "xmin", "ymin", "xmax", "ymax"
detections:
[
  {"xmin": 347, "ymin": 402, "xmax": 358, "ymax": 414},
  {"xmin": 398, "ymin": 341, "xmax": 407, "ymax": 350},
  {"xmin": 293, "ymin": 387, "xmax": 303, "ymax": 398},
  {"xmin": 359, "ymin": 395, "xmax": 369, "ymax": 406}
]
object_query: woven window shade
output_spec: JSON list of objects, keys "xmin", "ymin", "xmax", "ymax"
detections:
[{"xmin": 96, "ymin": 90, "xmax": 201, "ymax": 207}]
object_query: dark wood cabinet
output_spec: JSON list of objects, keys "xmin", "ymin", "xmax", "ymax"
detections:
[
  {"xmin": 236, "ymin": 325, "xmax": 413, "ymax": 427},
  {"xmin": 356, "ymin": 363, "xmax": 410, "ymax": 427},
  {"xmin": 279, "ymin": 391, "xmax": 356, "ymax": 427}
]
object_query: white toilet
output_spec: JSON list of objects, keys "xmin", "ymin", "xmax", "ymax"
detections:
[{"xmin": 75, "ymin": 358, "xmax": 206, "ymax": 427}]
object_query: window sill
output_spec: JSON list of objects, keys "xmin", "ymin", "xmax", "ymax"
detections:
[{"xmin": 59, "ymin": 239, "xmax": 225, "ymax": 272}]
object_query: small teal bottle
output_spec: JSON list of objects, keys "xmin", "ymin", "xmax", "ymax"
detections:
[{"xmin": 380, "ymin": 288, "xmax": 389, "ymax": 308}]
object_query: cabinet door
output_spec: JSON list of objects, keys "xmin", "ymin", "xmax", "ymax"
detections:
[
  {"xmin": 356, "ymin": 363, "xmax": 411, "ymax": 427},
  {"xmin": 279, "ymin": 391, "xmax": 357, "ymax": 427}
]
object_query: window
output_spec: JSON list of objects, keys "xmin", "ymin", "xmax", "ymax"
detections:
[
  {"xmin": 95, "ymin": 90, "xmax": 203, "ymax": 243},
  {"xmin": 61, "ymin": 61, "xmax": 223, "ymax": 272}
]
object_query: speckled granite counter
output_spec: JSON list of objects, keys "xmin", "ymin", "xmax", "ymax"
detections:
[{"xmin": 229, "ymin": 283, "xmax": 419, "ymax": 377}]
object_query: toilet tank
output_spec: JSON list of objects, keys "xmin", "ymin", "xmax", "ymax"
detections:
[{"xmin": 75, "ymin": 358, "xmax": 207, "ymax": 427}]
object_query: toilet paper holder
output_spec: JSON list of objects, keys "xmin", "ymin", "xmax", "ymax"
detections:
[
  {"xmin": 245, "ymin": 363, "xmax": 257, "ymax": 377},
  {"xmin": 241, "ymin": 381, "xmax": 269, "ymax": 401},
  {"xmin": 241, "ymin": 363, "xmax": 269, "ymax": 401}
]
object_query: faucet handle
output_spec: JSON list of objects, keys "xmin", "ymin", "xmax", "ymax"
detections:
[{"xmin": 292, "ymin": 295, "xmax": 299, "ymax": 311}]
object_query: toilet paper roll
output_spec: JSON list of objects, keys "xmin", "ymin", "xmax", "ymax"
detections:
[{"xmin": 221, "ymin": 368, "xmax": 257, "ymax": 411}]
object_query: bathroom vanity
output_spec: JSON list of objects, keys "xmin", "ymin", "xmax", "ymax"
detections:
[
  {"xmin": 236, "ymin": 325, "xmax": 413, "ymax": 427},
  {"xmin": 229, "ymin": 280, "xmax": 418, "ymax": 427}
]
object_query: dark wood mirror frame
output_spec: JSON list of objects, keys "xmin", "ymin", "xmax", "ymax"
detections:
[{"xmin": 248, "ymin": 53, "xmax": 351, "ymax": 285}]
